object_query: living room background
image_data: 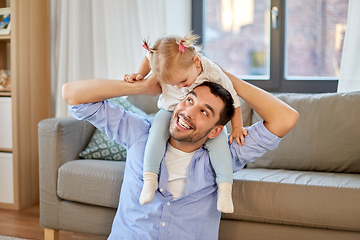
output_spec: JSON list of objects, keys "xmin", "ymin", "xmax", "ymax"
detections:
[{"xmin": 50, "ymin": 0, "xmax": 359, "ymax": 118}]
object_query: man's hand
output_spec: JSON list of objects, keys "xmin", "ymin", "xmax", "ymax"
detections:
[
  {"xmin": 144, "ymin": 74, "xmax": 162, "ymax": 96},
  {"xmin": 229, "ymin": 126, "xmax": 248, "ymax": 146},
  {"xmin": 124, "ymin": 73, "xmax": 144, "ymax": 83}
]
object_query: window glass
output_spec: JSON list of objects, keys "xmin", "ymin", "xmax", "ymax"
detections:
[
  {"xmin": 285, "ymin": 0, "xmax": 348, "ymax": 79},
  {"xmin": 204, "ymin": 0, "xmax": 271, "ymax": 79}
]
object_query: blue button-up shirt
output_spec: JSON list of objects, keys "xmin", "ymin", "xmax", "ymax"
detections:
[{"xmin": 70, "ymin": 100, "xmax": 282, "ymax": 240}]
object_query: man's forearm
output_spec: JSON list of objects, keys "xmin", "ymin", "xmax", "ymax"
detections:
[
  {"xmin": 62, "ymin": 78, "xmax": 161, "ymax": 105},
  {"xmin": 224, "ymin": 71, "xmax": 299, "ymax": 137},
  {"xmin": 231, "ymin": 106, "xmax": 243, "ymax": 129}
]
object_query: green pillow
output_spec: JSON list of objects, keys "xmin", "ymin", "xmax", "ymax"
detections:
[{"xmin": 79, "ymin": 97, "xmax": 150, "ymax": 161}]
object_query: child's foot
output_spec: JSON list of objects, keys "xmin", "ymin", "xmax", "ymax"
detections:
[
  {"xmin": 217, "ymin": 182, "xmax": 234, "ymax": 213},
  {"xmin": 139, "ymin": 172, "xmax": 159, "ymax": 205}
]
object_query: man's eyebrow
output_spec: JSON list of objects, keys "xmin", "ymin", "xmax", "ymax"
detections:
[
  {"xmin": 189, "ymin": 91, "xmax": 197, "ymax": 97},
  {"xmin": 189, "ymin": 91, "xmax": 215, "ymax": 116},
  {"xmin": 204, "ymin": 104, "xmax": 215, "ymax": 116}
]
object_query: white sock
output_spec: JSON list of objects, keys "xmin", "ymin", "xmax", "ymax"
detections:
[
  {"xmin": 139, "ymin": 172, "xmax": 159, "ymax": 205},
  {"xmin": 217, "ymin": 182, "xmax": 234, "ymax": 213}
]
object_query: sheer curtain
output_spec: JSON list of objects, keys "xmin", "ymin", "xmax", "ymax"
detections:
[
  {"xmin": 337, "ymin": 0, "xmax": 360, "ymax": 93},
  {"xmin": 51, "ymin": 0, "xmax": 191, "ymax": 117}
]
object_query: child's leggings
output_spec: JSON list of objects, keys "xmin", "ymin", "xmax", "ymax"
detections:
[{"xmin": 143, "ymin": 109, "xmax": 233, "ymax": 185}]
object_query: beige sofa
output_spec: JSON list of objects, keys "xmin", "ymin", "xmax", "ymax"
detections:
[{"xmin": 39, "ymin": 92, "xmax": 360, "ymax": 240}]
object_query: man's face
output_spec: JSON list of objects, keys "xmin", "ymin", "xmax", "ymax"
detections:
[{"xmin": 169, "ymin": 86, "xmax": 225, "ymax": 148}]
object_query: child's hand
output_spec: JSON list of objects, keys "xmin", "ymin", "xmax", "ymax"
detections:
[
  {"xmin": 124, "ymin": 73, "xmax": 144, "ymax": 83},
  {"xmin": 229, "ymin": 126, "xmax": 248, "ymax": 146}
]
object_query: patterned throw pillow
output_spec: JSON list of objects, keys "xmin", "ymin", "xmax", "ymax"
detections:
[
  {"xmin": 79, "ymin": 130, "xmax": 128, "ymax": 161},
  {"xmin": 79, "ymin": 97, "xmax": 150, "ymax": 161}
]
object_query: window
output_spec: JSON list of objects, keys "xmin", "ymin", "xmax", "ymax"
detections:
[{"xmin": 192, "ymin": 0, "xmax": 349, "ymax": 92}]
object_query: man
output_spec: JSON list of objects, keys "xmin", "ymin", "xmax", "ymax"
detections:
[{"xmin": 62, "ymin": 73, "xmax": 298, "ymax": 240}]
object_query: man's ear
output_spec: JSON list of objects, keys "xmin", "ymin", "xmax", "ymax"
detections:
[{"xmin": 208, "ymin": 125, "xmax": 224, "ymax": 139}]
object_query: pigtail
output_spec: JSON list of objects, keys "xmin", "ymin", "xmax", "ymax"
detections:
[
  {"xmin": 178, "ymin": 31, "xmax": 199, "ymax": 48},
  {"xmin": 176, "ymin": 31, "xmax": 202, "ymax": 56},
  {"xmin": 142, "ymin": 39, "xmax": 155, "ymax": 53}
]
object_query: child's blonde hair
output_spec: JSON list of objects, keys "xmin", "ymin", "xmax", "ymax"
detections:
[{"xmin": 143, "ymin": 32, "xmax": 202, "ymax": 83}]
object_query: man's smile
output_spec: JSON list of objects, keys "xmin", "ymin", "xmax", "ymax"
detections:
[{"xmin": 177, "ymin": 115, "xmax": 193, "ymax": 130}]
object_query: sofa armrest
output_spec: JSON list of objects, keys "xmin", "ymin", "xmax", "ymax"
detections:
[
  {"xmin": 38, "ymin": 116, "xmax": 95, "ymax": 167},
  {"xmin": 38, "ymin": 116, "xmax": 95, "ymax": 229}
]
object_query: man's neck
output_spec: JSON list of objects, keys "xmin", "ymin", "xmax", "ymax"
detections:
[{"xmin": 168, "ymin": 137, "xmax": 203, "ymax": 153}]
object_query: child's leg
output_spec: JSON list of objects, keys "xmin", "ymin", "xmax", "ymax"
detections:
[
  {"xmin": 140, "ymin": 109, "xmax": 172, "ymax": 205},
  {"xmin": 206, "ymin": 128, "xmax": 234, "ymax": 213},
  {"xmin": 143, "ymin": 109, "xmax": 172, "ymax": 173}
]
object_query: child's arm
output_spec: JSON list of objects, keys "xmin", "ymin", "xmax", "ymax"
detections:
[
  {"xmin": 229, "ymin": 106, "xmax": 248, "ymax": 145},
  {"xmin": 124, "ymin": 56, "xmax": 151, "ymax": 83}
]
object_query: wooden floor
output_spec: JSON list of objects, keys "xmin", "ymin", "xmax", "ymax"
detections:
[{"xmin": 0, "ymin": 204, "xmax": 107, "ymax": 240}]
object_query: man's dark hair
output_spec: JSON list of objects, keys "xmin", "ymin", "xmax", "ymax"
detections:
[{"xmin": 194, "ymin": 81, "xmax": 235, "ymax": 126}]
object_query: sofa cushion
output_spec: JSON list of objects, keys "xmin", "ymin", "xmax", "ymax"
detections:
[
  {"xmin": 57, "ymin": 160, "xmax": 124, "ymax": 208},
  {"xmin": 223, "ymin": 168, "xmax": 360, "ymax": 231},
  {"xmin": 247, "ymin": 91, "xmax": 360, "ymax": 173}
]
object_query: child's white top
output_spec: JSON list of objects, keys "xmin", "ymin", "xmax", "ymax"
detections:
[{"xmin": 157, "ymin": 56, "xmax": 241, "ymax": 111}]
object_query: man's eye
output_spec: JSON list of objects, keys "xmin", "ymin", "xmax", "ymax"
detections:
[
  {"xmin": 187, "ymin": 98, "xmax": 193, "ymax": 103},
  {"xmin": 201, "ymin": 110, "xmax": 208, "ymax": 116}
]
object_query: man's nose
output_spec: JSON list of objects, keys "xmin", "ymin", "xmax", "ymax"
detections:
[{"xmin": 184, "ymin": 105, "xmax": 196, "ymax": 119}]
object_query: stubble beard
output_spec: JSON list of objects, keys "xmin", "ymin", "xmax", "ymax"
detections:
[{"xmin": 169, "ymin": 111, "xmax": 212, "ymax": 143}]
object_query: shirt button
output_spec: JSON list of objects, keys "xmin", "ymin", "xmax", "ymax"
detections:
[
  {"xmin": 167, "ymin": 202, "xmax": 170, "ymax": 206},
  {"xmin": 162, "ymin": 222, "xmax": 166, "ymax": 227},
  {"xmin": 160, "ymin": 188, "xmax": 164, "ymax": 192}
]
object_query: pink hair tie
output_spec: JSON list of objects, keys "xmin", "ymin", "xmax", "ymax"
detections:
[
  {"xmin": 142, "ymin": 44, "xmax": 149, "ymax": 51},
  {"xmin": 177, "ymin": 41, "xmax": 186, "ymax": 53}
]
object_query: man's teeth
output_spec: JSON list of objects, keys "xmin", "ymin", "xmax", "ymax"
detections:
[{"xmin": 178, "ymin": 117, "xmax": 191, "ymax": 129}]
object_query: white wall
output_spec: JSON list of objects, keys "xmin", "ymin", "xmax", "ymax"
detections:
[
  {"xmin": 51, "ymin": 0, "xmax": 192, "ymax": 117},
  {"xmin": 165, "ymin": 0, "xmax": 192, "ymax": 36}
]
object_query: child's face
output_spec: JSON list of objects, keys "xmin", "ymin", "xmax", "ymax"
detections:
[{"xmin": 165, "ymin": 56, "xmax": 201, "ymax": 89}]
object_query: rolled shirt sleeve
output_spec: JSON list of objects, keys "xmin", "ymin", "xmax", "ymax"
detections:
[{"xmin": 69, "ymin": 101, "xmax": 151, "ymax": 149}]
